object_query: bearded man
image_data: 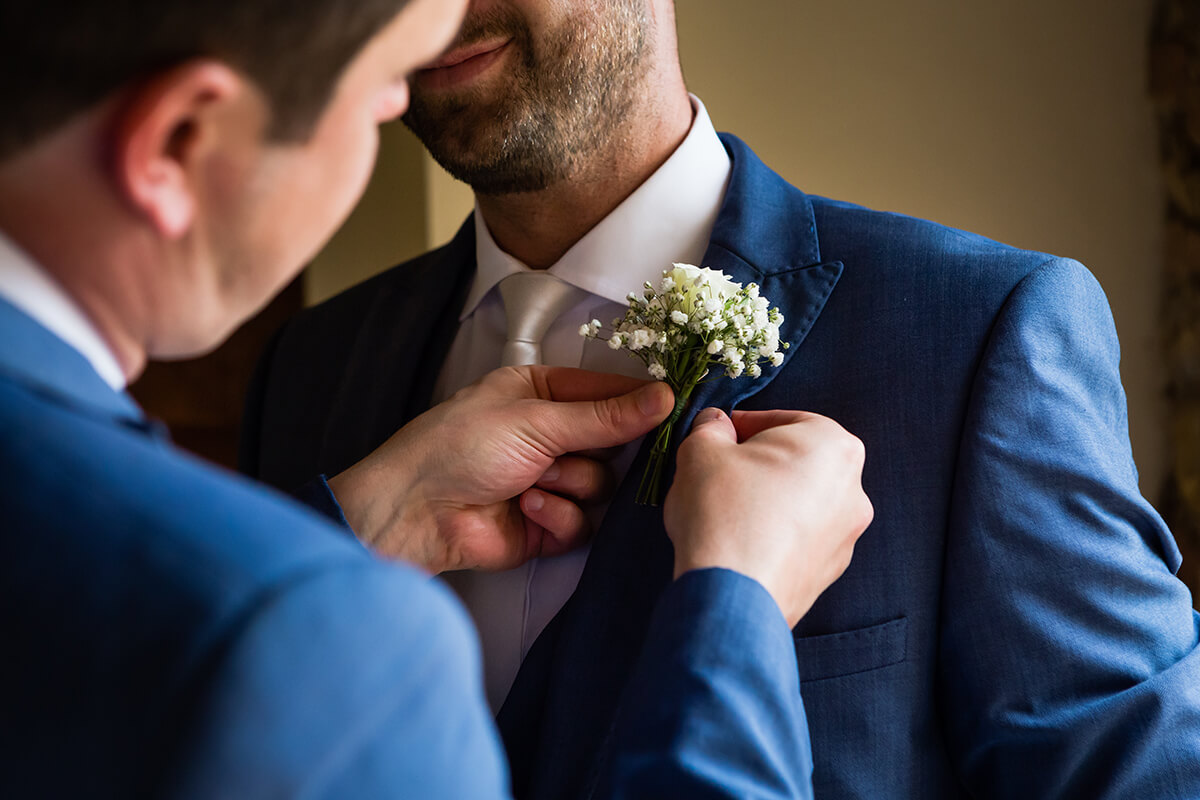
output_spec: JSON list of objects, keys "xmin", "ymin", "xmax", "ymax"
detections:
[{"xmin": 243, "ymin": 1, "xmax": 1200, "ymax": 797}]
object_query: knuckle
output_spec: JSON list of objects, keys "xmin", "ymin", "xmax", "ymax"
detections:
[
  {"xmin": 841, "ymin": 433, "xmax": 866, "ymax": 465},
  {"xmin": 689, "ymin": 423, "xmax": 725, "ymax": 445},
  {"xmin": 676, "ymin": 429, "xmax": 710, "ymax": 461},
  {"xmin": 577, "ymin": 460, "xmax": 607, "ymax": 498},
  {"xmin": 593, "ymin": 396, "xmax": 624, "ymax": 433},
  {"xmin": 857, "ymin": 496, "xmax": 875, "ymax": 533},
  {"xmin": 838, "ymin": 541, "xmax": 857, "ymax": 575}
]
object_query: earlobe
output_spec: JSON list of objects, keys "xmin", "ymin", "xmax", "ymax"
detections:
[
  {"xmin": 110, "ymin": 62, "xmax": 245, "ymax": 239},
  {"xmin": 129, "ymin": 124, "xmax": 195, "ymax": 238}
]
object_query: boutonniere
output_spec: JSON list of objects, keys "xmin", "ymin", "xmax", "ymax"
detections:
[{"xmin": 581, "ymin": 263, "xmax": 788, "ymax": 505}]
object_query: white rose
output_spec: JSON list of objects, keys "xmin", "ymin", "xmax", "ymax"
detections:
[{"xmin": 667, "ymin": 263, "xmax": 741, "ymax": 315}]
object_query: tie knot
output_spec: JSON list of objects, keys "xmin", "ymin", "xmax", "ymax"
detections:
[{"xmin": 498, "ymin": 272, "xmax": 585, "ymax": 366}]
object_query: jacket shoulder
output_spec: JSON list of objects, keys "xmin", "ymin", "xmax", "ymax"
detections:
[
  {"xmin": 0, "ymin": 377, "xmax": 476, "ymax": 795},
  {"xmin": 171, "ymin": 558, "xmax": 507, "ymax": 798},
  {"xmin": 810, "ymin": 195, "xmax": 1069, "ymax": 284}
]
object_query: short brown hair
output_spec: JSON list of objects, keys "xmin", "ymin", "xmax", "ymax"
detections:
[{"xmin": 0, "ymin": 0, "xmax": 411, "ymax": 161}]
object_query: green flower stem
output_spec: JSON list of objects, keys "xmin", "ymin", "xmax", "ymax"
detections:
[{"xmin": 636, "ymin": 350, "xmax": 709, "ymax": 506}]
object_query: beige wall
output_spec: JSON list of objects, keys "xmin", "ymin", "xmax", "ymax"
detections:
[
  {"xmin": 310, "ymin": 0, "xmax": 1167, "ymax": 496},
  {"xmin": 673, "ymin": 0, "xmax": 1165, "ymax": 496}
]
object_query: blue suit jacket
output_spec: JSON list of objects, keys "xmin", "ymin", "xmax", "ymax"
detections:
[
  {"xmin": 0, "ymin": 294, "xmax": 817, "ymax": 798},
  {"xmin": 243, "ymin": 134, "xmax": 1200, "ymax": 798}
]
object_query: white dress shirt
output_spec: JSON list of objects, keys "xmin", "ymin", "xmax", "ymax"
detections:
[
  {"xmin": 0, "ymin": 232, "xmax": 126, "ymax": 390},
  {"xmin": 434, "ymin": 96, "xmax": 732, "ymax": 712}
]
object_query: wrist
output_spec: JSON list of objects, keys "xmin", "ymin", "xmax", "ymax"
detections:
[
  {"xmin": 672, "ymin": 543, "xmax": 747, "ymax": 581},
  {"xmin": 328, "ymin": 461, "xmax": 445, "ymax": 571}
]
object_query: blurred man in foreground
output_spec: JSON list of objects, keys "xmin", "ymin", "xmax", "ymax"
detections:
[{"xmin": 0, "ymin": 0, "xmax": 872, "ymax": 796}]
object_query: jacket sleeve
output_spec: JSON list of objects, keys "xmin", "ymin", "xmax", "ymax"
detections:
[
  {"xmin": 941, "ymin": 257, "xmax": 1200, "ymax": 797},
  {"xmin": 169, "ymin": 562, "xmax": 512, "ymax": 800},
  {"xmin": 596, "ymin": 568, "xmax": 815, "ymax": 800}
]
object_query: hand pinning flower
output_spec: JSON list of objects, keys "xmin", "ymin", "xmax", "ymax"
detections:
[{"xmin": 581, "ymin": 263, "xmax": 788, "ymax": 505}]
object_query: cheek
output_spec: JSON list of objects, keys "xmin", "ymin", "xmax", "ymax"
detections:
[
  {"xmin": 343, "ymin": 124, "xmax": 381, "ymax": 208},
  {"xmin": 317, "ymin": 111, "xmax": 381, "ymax": 225},
  {"xmin": 287, "ymin": 116, "xmax": 380, "ymax": 262},
  {"xmin": 242, "ymin": 119, "xmax": 381, "ymax": 300}
]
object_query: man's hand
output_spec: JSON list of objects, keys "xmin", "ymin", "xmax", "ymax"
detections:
[
  {"xmin": 328, "ymin": 367, "xmax": 673, "ymax": 574},
  {"xmin": 665, "ymin": 408, "xmax": 873, "ymax": 627}
]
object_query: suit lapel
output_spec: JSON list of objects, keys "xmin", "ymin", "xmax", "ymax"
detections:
[
  {"xmin": 677, "ymin": 252, "xmax": 843, "ymax": 435},
  {"xmin": 498, "ymin": 134, "xmax": 843, "ymax": 799}
]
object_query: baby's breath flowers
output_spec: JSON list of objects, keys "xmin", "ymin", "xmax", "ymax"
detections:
[{"xmin": 581, "ymin": 263, "xmax": 788, "ymax": 505}]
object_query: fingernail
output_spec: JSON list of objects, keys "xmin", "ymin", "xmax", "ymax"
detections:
[
  {"xmin": 694, "ymin": 407, "xmax": 724, "ymax": 426},
  {"xmin": 524, "ymin": 490, "xmax": 544, "ymax": 512},
  {"xmin": 542, "ymin": 464, "xmax": 560, "ymax": 483},
  {"xmin": 637, "ymin": 383, "xmax": 667, "ymax": 415}
]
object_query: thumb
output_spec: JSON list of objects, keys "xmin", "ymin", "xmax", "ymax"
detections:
[
  {"xmin": 533, "ymin": 381, "xmax": 674, "ymax": 455},
  {"xmin": 686, "ymin": 407, "xmax": 738, "ymax": 445}
]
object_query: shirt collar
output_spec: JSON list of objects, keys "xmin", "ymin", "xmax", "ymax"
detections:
[
  {"xmin": 462, "ymin": 94, "xmax": 732, "ymax": 319},
  {"xmin": 0, "ymin": 230, "xmax": 127, "ymax": 390}
]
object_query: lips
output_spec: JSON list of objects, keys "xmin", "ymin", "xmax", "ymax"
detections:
[{"xmin": 417, "ymin": 38, "xmax": 512, "ymax": 91}]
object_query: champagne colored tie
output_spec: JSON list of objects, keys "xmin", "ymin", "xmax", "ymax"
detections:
[
  {"xmin": 463, "ymin": 271, "xmax": 586, "ymax": 712},
  {"xmin": 498, "ymin": 272, "xmax": 586, "ymax": 367}
]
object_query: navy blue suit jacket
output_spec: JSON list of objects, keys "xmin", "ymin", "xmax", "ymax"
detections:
[
  {"xmin": 244, "ymin": 134, "xmax": 1200, "ymax": 798},
  {"xmin": 0, "ymin": 294, "xmax": 817, "ymax": 798}
]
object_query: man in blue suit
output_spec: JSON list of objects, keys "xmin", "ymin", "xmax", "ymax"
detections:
[
  {"xmin": 244, "ymin": 0, "xmax": 1200, "ymax": 797},
  {"xmin": 0, "ymin": 0, "xmax": 878, "ymax": 796}
]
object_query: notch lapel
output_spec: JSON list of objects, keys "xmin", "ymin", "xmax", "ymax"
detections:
[
  {"xmin": 498, "ymin": 134, "xmax": 843, "ymax": 799},
  {"xmin": 677, "ymin": 253, "xmax": 843, "ymax": 436}
]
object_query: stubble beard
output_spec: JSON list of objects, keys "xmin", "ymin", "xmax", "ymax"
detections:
[{"xmin": 402, "ymin": 1, "xmax": 650, "ymax": 196}]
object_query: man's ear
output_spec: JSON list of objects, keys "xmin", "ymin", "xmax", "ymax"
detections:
[{"xmin": 110, "ymin": 61, "xmax": 248, "ymax": 239}]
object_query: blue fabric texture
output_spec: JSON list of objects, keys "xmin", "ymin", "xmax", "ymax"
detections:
[
  {"xmin": 0, "ymin": 297, "xmax": 508, "ymax": 798},
  {"xmin": 0, "ymin": 294, "xmax": 815, "ymax": 798},
  {"xmin": 243, "ymin": 134, "xmax": 1200, "ymax": 798},
  {"xmin": 598, "ymin": 568, "xmax": 812, "ymax": 799}
]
